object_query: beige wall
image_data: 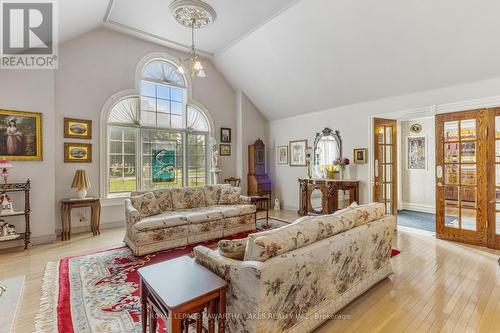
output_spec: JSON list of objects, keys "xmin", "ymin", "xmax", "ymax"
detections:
[
  {"xmin": 0, "ymin": 70, "xmax": 56, "ymax": 245},
  {"xmin": 54, "ymin": 27, "xmax": 241, "ymax": 231}
]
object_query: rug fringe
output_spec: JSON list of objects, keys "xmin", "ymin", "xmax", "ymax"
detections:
[{"xmin": 33, "ymin": 261, "xmax": 58, "ymax": 333}]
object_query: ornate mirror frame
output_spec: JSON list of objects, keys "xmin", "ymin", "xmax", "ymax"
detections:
[{"xmin": 313, "ymin": 127, "xmax": 342, "ymax": 167}]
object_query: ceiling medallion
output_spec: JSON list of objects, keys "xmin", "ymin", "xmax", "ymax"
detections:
[
  {"xmin": 169, "ymin": 0, "xmax": 217, "ymax": 29},
  {"xmin": 170, "ymin": 0, "xmax": 216, "ymax": 79}
]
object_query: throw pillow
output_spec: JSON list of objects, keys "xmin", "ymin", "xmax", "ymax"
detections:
[
  {"xmin": 203, "ymin": 185, "xmax": 222, "ymax": 206},
  {"xmin": 153, "ymin": 189, "xmax": 173, "ymax": 211},
  {"xmin": 219, "ymin": 186, "xmax": 241, "ymax": 205},
  {"xmin": 218, "ymin": 238, "xmax": 247, "ymax": 260}
]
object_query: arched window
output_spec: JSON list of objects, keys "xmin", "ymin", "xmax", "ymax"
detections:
[{"xmin": 104, "ymin": 59, "xmax": 212, "ymax": 197}]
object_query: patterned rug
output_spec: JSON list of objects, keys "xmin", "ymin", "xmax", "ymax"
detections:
[
  {"xmin": 34, "ymin": 218, "xmax": 399, "ymax": 333},
  {"xmin": 34, "ymin": 219, "xmax": 287, "ymax": 333},
  {"xmin": 0, "ymin": 275, "xmax": 24, "ymax": 333}
]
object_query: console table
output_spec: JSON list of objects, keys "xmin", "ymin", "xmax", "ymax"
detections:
[
  {"xmin": 0, "ymin": 180, "xmax": 31, "ymax": 249},
  {"xmin": 298, "ymin": 178, "xmax": 360, "ymax": 216}
]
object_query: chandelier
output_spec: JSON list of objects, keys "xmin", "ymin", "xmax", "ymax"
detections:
[{"xmin": 169, "ymin": 0, "xmax": 217, "ymax": 78}]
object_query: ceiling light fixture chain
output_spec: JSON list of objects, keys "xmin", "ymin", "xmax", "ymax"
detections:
[{"xmin": 169, "ymin": 0, "xmax": 217, "ymax": 79}]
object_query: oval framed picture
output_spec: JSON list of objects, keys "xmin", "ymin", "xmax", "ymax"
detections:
[
  {"xmin": 410, "ymin": 123, "xmax": 422, "ymax": 134},
  {"xmin": 64, "ymin": 117, "xmax": 92, "ymax": 139}
]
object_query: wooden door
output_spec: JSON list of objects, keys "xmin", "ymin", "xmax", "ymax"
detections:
[
  {"xmin": 487, "ymin": 108, "xmax": 500, "ymax": 249},
  {"xmin": 373, "ymin": 118, "xmax": 398, "ymax": 216},
  {"xmin": 435, "ymin": 109, "xmax": 488, "ymax": 246}
]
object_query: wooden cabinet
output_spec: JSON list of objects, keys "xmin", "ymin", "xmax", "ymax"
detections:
[
  {"xmin": 247, "ymin": 139, "xmax": 271, "ymax": 196},
  {"xmin": 298, "ymin": 178, "xmax": 360, "ymax": 216}
]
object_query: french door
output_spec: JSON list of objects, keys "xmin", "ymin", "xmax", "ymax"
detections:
[
  {"xmin": 373, "ymin": 118, "xmax": 398, "ymax": 216},
  {"xmin": 487, "ymin": 108, "xmax": 500, "ymax": 249},
  {"xmin": 435, "ymin": 110, "xmax": 488, "ymax": 246}
]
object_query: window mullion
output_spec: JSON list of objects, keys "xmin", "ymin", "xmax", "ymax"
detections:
[{"xmin": 183, "ymin": 131, "xmax": 188, "ymax": 187}]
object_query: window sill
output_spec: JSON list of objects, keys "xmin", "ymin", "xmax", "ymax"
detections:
[{"xmin": 101, "ymin": 196, "xmax": 128, "ymax": 207}]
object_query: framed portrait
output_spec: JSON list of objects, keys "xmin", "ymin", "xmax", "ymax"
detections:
[
  {"xmin": 220, "ymin": 128, "xmax": 231, "ymax": 143},
  {"xmin": 289, "ymin": 139, "xmax": 307, "ymax": 166},
  {"xmin": 277, "ymin": 145, "xmax": 288, "ymax": 165},
  {"xmin": 353, "ymin": 148, "xmax": 367, "ymax": 164},
  {"xmin": 0, "ymin": 109, "xmax": 42, "ymax": 161},
  {"xmin": 64, "ymin": 143, "xmax": 92, "ymax": 163},
  {"xmin": 220, "ymin": 144, "xmax": 231, "ymax": 156},
  {"xmin": 64, "ymin": 117, "xmax": 92, "ymax": 139},
  {"xmin": 407, "ymin": 136, "xmax": 426, "ymax": 170}
]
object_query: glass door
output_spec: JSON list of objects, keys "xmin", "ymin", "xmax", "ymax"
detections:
[
  {"xmin": 487, "ymin": 108, "xmax": 500, "ymax": 249},
  {"xmin": 435, "ymin": 109, "xmax": 487, "ymax": 246},
  {"xmin": 373, "ymin": 118, "xmax": 397, "ymax": 216}
]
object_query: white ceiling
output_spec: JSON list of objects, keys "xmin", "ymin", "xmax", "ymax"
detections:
[
  {"xmin": 214, "ymin": 0, "xmax": 500, "ymax": 120},
  {"xmin": 58, "ymin": 0, "xmax": 110, "ymax": 43},
  {"xmin": 104, "ymin": 0, "xmax": 298, "ymax": 55}
]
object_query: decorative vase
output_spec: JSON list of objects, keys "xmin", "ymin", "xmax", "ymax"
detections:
[{"xmin": 77, "ymin": 188, "xmax": 87, "ymax": 199}]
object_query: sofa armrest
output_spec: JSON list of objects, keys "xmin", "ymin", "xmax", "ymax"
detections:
[
  {"xmin": 239, "ymin": 195, "xmax": 252, "ymax": 204},
  {"xmin": 124, "ymin": 198, "xmax": 140, "ymax": 225}
]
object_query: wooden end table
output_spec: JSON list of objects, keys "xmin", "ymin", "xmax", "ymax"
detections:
[
  {"xmin": 250, "ymin": 195, "xmax": 270, "ymax": 225},
  {"xmin": 60, "ymin": 197, "xmax": 101, "ymax": 241},
  {"xmin": 138, "ymin": 256, "xmax": 227, "ymax": 333}
]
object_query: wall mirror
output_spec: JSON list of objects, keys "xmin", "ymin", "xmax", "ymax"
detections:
[{"xmin": 313, "ymin": 128, "xmax": 342, "ymax": 178}]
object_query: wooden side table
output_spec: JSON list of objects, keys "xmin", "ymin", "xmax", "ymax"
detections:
[
  {"xmin": 60, "ymin": 197, "xmax": 101, "ymax": 241},
  {"xmin": 250, "ymin": 195, "xmax": 270, "ymax": 225},
  {"xmin": 138, "ymin": 256, "xmax": 227, "ymax": 333}
]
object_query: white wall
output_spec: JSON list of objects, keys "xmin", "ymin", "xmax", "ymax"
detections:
[
  {"xmin": 237, "ymin": 93, "xmax": 269, "ymax": 194},
  {"xmin": 400, "ymin": 118, "xmax": 436, "ymax": 212},
  {"xmin": 269, "ymin": 76, "xmax": 500, "ymax": 211},
  {"xmin": 54, "ymin": 27, "xmax": 243, "ymax": 231},
  {"xmin": 0, "ymin": 70, "xmax": 56, "ymax": 245}
]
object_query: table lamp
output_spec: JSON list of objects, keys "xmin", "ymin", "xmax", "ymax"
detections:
[
  {"xmin": 0, "ymin": 159, "xmax": 12, "ymax": 184},
  {"xmin": 71, "ymin": 168, "xmax": 91, "ymax": 199}
]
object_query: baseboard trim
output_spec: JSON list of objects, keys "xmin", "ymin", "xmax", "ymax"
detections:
[
  {"xmin": 401, "ymin": 203, "xmax": 436, "ymax": 214},
  {"xmin": 55, "ymin": 220, "xmax": 125, "ymax": 235}
]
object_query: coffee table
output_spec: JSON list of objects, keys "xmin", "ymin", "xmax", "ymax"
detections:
[{"xmin": 138, "ymin": 256, "xmax": 227, "ymax": 333}]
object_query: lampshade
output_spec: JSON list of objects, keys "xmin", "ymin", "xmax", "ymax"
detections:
[
  {"xmin": 0, "ymin": 159, "xmax": 12, "ymax": 169},
  {"xmin": 71, "ymin": 169, "xmax": 91, "ymax": 190}
]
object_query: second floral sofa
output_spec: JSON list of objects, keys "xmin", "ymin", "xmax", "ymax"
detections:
[{"xmin": 124, "ymin": 184, "xmax": 256, "ymax": 256}]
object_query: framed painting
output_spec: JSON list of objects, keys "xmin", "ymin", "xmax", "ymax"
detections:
[
  {"xmin": 353, "ymin": 148, "xmax": 367, "ymax": 164},
  {"xmin": 220, "ymin": 144, "xmax": 231, "ymax": 156},
  {"xmin": 277, "ymin": 145, "xmax": 288, "ymax": 165},
  {"xmin": 407, "ymin": 136, "xmax": 426, "ymax": 170},
  {"xmin": 64, "ymin": 143, "xmax": 92, "ymax": 163},
  {"xmin": 289, "ymin": 139, "xmax": 307, "ymax": 166},
  {"xmin": 64, "ymin": 118, "xmax": 92, "ymax": 139},
  {"xmin": 152, "ymin": 141, "xmax": 177, "ymax": 183},
  {"xmin": 220, "ymin": 128, "xmax": 231, "ymax": 143},
  {"xmin": 0, "ymin": 109, "xmax": 42, "ymax": 161}
]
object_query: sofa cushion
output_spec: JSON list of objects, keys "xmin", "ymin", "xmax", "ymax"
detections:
[
  {"xmin": 203, "ymin": 185, "xmax": 223, "ymax": 206},
  {"xmin": 316, "ymin": 214, "xmax": 355, "ymax": 240},
  {"xmin": 133, "ymin": 211, "xmax": 188, "ymax": 232},
  {"xmin": 219, "ymin": 186, "xmax": 242, "ymax": 205},
  {"xmin": 244, "ymin": 220, "xmax": 319, "ymax": 262},
  {"xmin": 333, "ymin": 205, "xmax": 362, "ymax": 227},
  {"xmin": 212, "ymin": 204, "xmax": 256, "ymax": 218},
  {"xmin": 184, "ymin": 208, "xmax": 224, "ymax": 224},
  {"xmin": 130, "ymin": 192, "xmax": 162, "ymax": 218},
  {"xmin": 353, "ymin": 203, "xmax": 386, "ymax": 226},
  {"xmin": 171, "ymin": 187, "xmax": 206, "ymax": 210},
  {"xmin": 218, "ymin": 238, "xmax": 247, "ymax": 260},
  {"xmin": 153, "ymin": 189, "xmax": 173, "ymax": 211}
]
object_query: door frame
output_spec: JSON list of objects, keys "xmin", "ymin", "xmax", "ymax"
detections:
[{"xmin": 486, "ymin": 108, "xmax": 500, "ymax": 249}]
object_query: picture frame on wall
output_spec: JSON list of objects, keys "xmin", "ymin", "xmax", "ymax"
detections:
[
  {"xmin": 64, "ymin": 143, "xmax": 92, "ymax": 163},
  {"xmin": 353, "ymin": 148, "xmax": 367, "ymax": 164},
  {"xmin": 220, "ymin": 127, "xmax": 231, "ymax": 143},
  {"xmin": 277, "ymin": 145, "xmax": 288, "ymax": 165},
  {"xmin": 0, "ymin": 109, "xmax": 42, "ymax": 161},
  {"xmin": 289, "ymin": 139, "xmax": 307, "ymax": 166},
  {"xmin": 407, "ymin": 136, "xmax": 426, "ymax": 170},
  {"xmin": 220, "ymin": 144, "xmax": 231, "ymax": 156},
  {"xmin": 64, "ymin": 117, "xmax": 92, "ymax": 139}
]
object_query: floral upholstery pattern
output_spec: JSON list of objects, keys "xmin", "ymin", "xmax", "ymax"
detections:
[
  {"xmin": 218, "ymin": 238, "xmax": 247, "ymax": 260},
  {"xmin": 219, "ymin": 186, "xmax": 242, "ymax": 205},
  {"xmin": 354, "ymin": 202, "xmax": 386, "ymax": 226},
  {"xmin": 244, "ymin": 219, "xmax": 319, "ymax": 262},
  {"xmin": 124, "ymin": 186, "xmax": 256, "ymax": 256},
  {"xmin": 194, "ymin": 211, "xmax": 396, "ymax": 333}
]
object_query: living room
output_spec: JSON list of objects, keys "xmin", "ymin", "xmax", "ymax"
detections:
[{"xmin": 1, "ymin": 0, "xmax": 500, "ymax": 332}]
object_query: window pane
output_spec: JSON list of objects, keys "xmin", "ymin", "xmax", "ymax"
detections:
[
  {"xmin": 157, "ymin": 99, "xmax": 170, "ymax": 113},
  {"xmin": 124, "ymin": 142, "xmax": 135, "ymax": 154},
  {"xmin": 157, "ymin": 85, "xmax": 170, "ymax": 100},
  {"xmin": 124, "ymin": 128, "xmax": 136, "ymax": 141},
  {"xmin": 110, "ymin": 127, "xmax": 122, "ymax": 140},
  {"xmin": 460, "ymin": 142, "xmax": 476, "ymax": 163},
  {"xmin": 171, "ymin": 88, "xmax": 183, "ymax": 102},
  {"xmin": 141, "ymin": 97, "xmax": 156, "ymax": 111},
  {"xmin": 444, "ymin": 121, "xmax": 459, "ymax": 141},
  {"xmin": 171, "ymin": 115, "xmax": 183, "ymax": 129},
  {"xmin": 110, "ymin": 141, "xmax": 122, "ymax": 154},
  {"xmin": 110, "ymin": 155, "xmax": 122, "ymax": 167},
  {"xmin": 444, "ymin": 142, "xmax": 459, "ymax": 163},
  {"xmin": 157, "ymin": 113, "xmax": 171, "ymax": 127},
  {"xmin": 141, "ymin": 81, "xmax": 156, "ymax": 98},
  {"xmin": 460, "ymin": 119, "xmax": 476, "ymax": 140},
  {"xmin": 141, "ymin": 111, "xmax": 156, "ymax": 126},
  {"xmin": 171, "ymin": 101, "xmax": 183, "ymax": 115}
]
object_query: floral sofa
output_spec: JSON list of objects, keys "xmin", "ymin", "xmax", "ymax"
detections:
[
  {"xmin": 124, "ymin": 185, "xmax": 256, "ymax": 256},
  {"xmin": 194, "ymin": 202, "xmax": 395, "ymax": 333}
]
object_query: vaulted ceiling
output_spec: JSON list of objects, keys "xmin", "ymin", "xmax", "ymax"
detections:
[{"xmin": 58, "ymin": 0, "xmax": 500, "ymax": 120}]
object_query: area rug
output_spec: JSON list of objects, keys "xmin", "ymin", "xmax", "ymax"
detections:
[
  {"xmin": 34, "ymin": 218, "xmax": 400, "ymax": 333},
  {"xmin": 0, "ymin": 275, "xmax": 25, "ymax": 333}
]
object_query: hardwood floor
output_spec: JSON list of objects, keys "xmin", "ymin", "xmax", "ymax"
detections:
[{"xmin": 0, "ymin": 211, "xmax": 499, "ymax": 333}]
